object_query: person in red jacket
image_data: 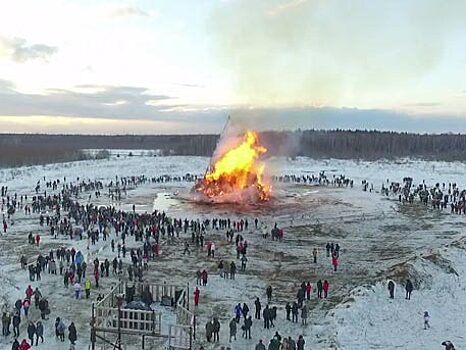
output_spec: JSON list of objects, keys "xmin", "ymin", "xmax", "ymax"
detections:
[
  {"xmin": 201, "ymin": 270, "xmax": 208, "ymax": 286},
  {"xmin": 19, "ymin": 339, "xmax": 31, "ymax": 350},
  {"xmin": 25, "ymin": 285, "xmax": 34, "ymax": 299},
  {"xmin": 323, "ymin": 280, "xmax": 330, "ymax": 298},
  {"xmin": 22, "ymin": 299, "xmax": 31, "ymax": 317},
  {"xmin": 193, "ymin": 287, "xmax": 200, "ymax": 307},
  {"xmin": 332, "ymin": 254, "xmax": 339, "ymax": 272},
  {"xmin": 35, "ymin": 234, "xmax": 40, "ymax": 247},
  {"xmin": 305, "ymin": 282, "xmax": 312, "ymax": 300},
  {"xmin": 94, "ymin": 270, "xmax": 100, "ymax": 288}
]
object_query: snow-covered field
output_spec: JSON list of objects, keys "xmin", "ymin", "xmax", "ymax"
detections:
[{"xmin": 1, "ymin": 154, "xmax": 465, "ymax": 350}]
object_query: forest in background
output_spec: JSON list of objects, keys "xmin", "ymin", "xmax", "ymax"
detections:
[{"xmin": 1, "ymin": 130, "xmax": 466, "ymax": 167}]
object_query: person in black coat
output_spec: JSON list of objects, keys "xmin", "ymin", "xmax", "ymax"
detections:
[
  {"xmin": 27, "ymin": 321, "xmax": 36, "ymax": 345},
  {"xmin": 263, "ymin": 305, "xmax": 270, "ymax": 329},
  {"xmin": 388, "ymin": 280, "xmax": 395, "ymax": 299},
  {"xmin": 292, "ymin": 302, "xmax": 299, "ymax": 323},
  {"xmin": 254, "ymin": 298, "xmax": 261, "ymax": 319},
  {"xmin": 12, "ymin": 313, "xmax": 20, "ymax": 337},
  {"xmin": 36, "ymin": 321, "xmax": 44, "ymax": 345},
  {"xmin": 242, "ymin": 303, "xmax": 249, "ymax": 320},
  {"xmin": 285, "ymin": 302, "xmax": 291, "ymax": 321},
  {"xmin": 297, "ymin": 335, "xmax": 305, "ymax": 350},
  {"xmin": 266, "ymin": 286, "xmax": 272, "ymax": 302},
  {"xmin": 11, "ymin": 339, "xmax": 19, "ymax": 350},
  {"xmin": 68, "ymin": 322, "xmax": 77, "ymax": 345},
  {"xmin": 317, "ymin": 280, "xmax": 323, "ymax": 299},
  {"xmin": 242, "ymin": 316, "xmax": 252, "ymax": 339},
  {"xmin": 405, "ymin": 279, "xmax": 413, "ymax": 300}
]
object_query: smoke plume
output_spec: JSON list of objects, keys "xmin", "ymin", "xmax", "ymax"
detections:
[{"xmin": 207, "ymin": 0, "xmax": 465, "ymax": 108}]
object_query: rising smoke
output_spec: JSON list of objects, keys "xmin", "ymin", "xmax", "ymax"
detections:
[{"xmin": 207, "ymin": 0, "xmax": 465, "ymax": 108}]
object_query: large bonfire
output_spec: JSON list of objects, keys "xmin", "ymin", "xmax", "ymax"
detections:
[{"xmin": 194, "ymin": 130, "xmax": 271, "ymax": 202}]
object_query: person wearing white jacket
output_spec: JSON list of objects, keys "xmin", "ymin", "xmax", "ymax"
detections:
[
  {"xmin": 74, "ymin": 282, "xmax": 81, "ymax": 300},
  {"xmin": 211, "ymin": 242, "xmax": 216, "ymax": 258}
]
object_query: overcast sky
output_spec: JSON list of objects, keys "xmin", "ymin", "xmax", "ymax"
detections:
[{"xmin": 0, "ymin": 0, "xmax": 466, "ymax": 134}]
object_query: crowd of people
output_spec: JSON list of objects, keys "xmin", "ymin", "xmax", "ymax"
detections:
[
  {"xmin": 378, "ymin": 178, "xmax": 466, "ymax": 215},
  {"xmin": 0, "ymin": 283, "xmax": 77, "ymax": 350},
  {"xmin": 2, "ymin": 168, "xmax": 461, "ymax": 350}
]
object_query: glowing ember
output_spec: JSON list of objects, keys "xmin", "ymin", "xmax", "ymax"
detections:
[{"xmin": 195, "ymin": 130, "xmax": 271, "ymax": 201}]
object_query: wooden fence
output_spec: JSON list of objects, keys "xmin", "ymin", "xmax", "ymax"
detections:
[
  {"xmin": 94, "ymin": 305, "xmax": 162, "ymax": 335},
  {"xmin": 92, "ymin": 280, "xmax": 193, "ymax": 349},
  {"xmin": 168, "ymin": 324, "xmax": 192, "ymax": 350}
]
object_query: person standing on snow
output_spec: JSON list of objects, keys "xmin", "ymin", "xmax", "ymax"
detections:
[
  {"xmin": 242, "ymin": 302, "xmax": 249, "ymax": 320},
  {"xmin": 405, "ymin": 279, "xmax": 413, "ymax": 300},
  {"xmin": 285, "ymin": 302, "xmax": 291, "ymax": 321},
  {"xmin": 2, "ymin": 312, "xmax": 10, "ymax": 336},
  {"xmin": 35, "ymin": 321, "xmax": 44, "ymax": 345},
  {"xmin": 301, "ymin": 304, "xmax": 308, "ymax": 325},
  {"xmin": 74, "ymin": 282, "xmax": 81, "ymax": 299},
  {"xmin": 317, "ymin": 280, "xmax": 323, "ymax": 299},
  {"xmin": 205, "ymin": 320, "xmax": 213, "ymax": 342},
  {"xmin": 263, "ymin": 305, "xmax": 270, "ymax": 329},
  {"xmin": 312, "ymin": 248, "xmax": 318, "ymax": 263},
  {"xmin": 388, "ymin": 280, "xmax": 395, "ymax": 299},
  {"xmin": 11, "ymin": 338, "xmax": 19, "ymax": 350},
  {"xmin": 306, "ymin": 282, "xmax": 312, "ymax": 300},
  {"xmin": 423, "ymin": 311, "xmax": 430, "ymax": 329},
  {"xmin": 94, "ymin": 269, "xmax": 100, "ymax": 288},
  {"xmin": 212, "ymin": 317, "xmax": 220, "ymax": 342},
  {"xmin": 243, "ymin": 315, "xmax": 252, "ymax": 339},
  {"xmin": 201, "ymin": 270, "xmax": 208, "ymax": 286},
  {"xmin": 297, "ymin": 335, "xmax": 306, "ymax": 350},
  {"xmin": 332, "ymin": 254, "xmax": 339, "ymax": 272},
  {"xmin": 241, "ymin": 255, "xmax": 248, "ymax": 271},
  {"xmin": 228, "ymin": 317, "xmax": 237, "ymax": 342},
  {"xmin": 254, "ymin": 297, "xmax": 261, "ymax": 320},
  {"xmin": 38, "ymin": 298, "xmax": 48, "ymax": 320},
  {"xmin": 33, "ymin": 288, "xmax": 41, "ymax": 309},
  {"xmin": 55, "ymin": 317, "xmax": 65, "ymax": 341},
  {"xmin": 211, "ymin": 242, "xmax": 216, "ymax": 258},
  {"xmin": 22, "ymin": 299, "xmax": 31, "ymax": 317},
  {"xmin": 291, "ymin": 302, "xmax": 299, "ymax": 323},
  {"xmin": 234, "ymin": 303, "xmax": 242, "ymax": 323},
  {"xmin": 12, "ymin": 312, "xmax": 20, "ymax": 337},
  {"xmin": 323, "ymin": 280, "xmax": 330, "ymax": 298},
  {"xmin": 266, "ymin": 286, "xmax": 273, "ymax": 302},
  {"xmin": 230, "ymin": 261, "xmax": 237, "ymax": 280},
  {"xmin": 68, "ymin": 321, "xmax": 77, "ymax": 346},
  {"xmin": 26, "ymin": 321, "xmax": 36, "ymax": 346},
  {"xmin": 84, "ymin": 279, "xmax": 91, "ymax": 299},
  {"xmin": 193, "ymin": 287, "xmax": 200, "ymax": 307},
  {"xmin": 326, "ymin": 243, "xmax": 331, "ymax": 257},
  {"xmin": 25, "ymin": 285, "xmax": 33, "ymax": 300},
  {"xmin": 255, "ymin": 339, "xmax": 266, "ymax": 350}
]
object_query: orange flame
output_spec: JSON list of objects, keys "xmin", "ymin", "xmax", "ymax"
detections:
[{"xmin": 196, "ymin": 131, "xmax": 271, "ymax": 201}]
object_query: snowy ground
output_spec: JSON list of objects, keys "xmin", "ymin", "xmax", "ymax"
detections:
[{"xmin": 0, "ymin": 154, "xmax": 465, "ymax": 350}]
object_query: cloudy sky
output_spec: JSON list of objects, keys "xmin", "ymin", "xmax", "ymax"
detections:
[{"xmin": 1, "ymin": 0, "xmax": 466, "ymax": 134}]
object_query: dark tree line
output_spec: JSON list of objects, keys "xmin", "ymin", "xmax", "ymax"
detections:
[
  {"xmin": 286, "ymin": 130, "xmax": 466, "ymax": 160},
  {"xmin": 1, "ymin": 130, "xmax": 466, "ymax": 168}
]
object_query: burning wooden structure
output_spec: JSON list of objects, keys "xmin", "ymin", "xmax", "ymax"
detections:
[{"xmin": 194, "ymin": 129, "xmax": 271, "ymax": 202}]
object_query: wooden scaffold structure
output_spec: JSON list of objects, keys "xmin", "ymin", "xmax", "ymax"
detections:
[{"xmin": 91, "ymin": 280, "xmax": 195, "ymax": 350}]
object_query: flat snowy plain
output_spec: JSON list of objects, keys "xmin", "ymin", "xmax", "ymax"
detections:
[{"xmin": 1, "ymin": 155, "xmax": 465, "ymax": 350}]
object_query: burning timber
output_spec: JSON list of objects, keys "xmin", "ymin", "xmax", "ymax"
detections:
[{"xmin": 193, "ymin": 130, "xmax": 271, "ymax": 203}]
